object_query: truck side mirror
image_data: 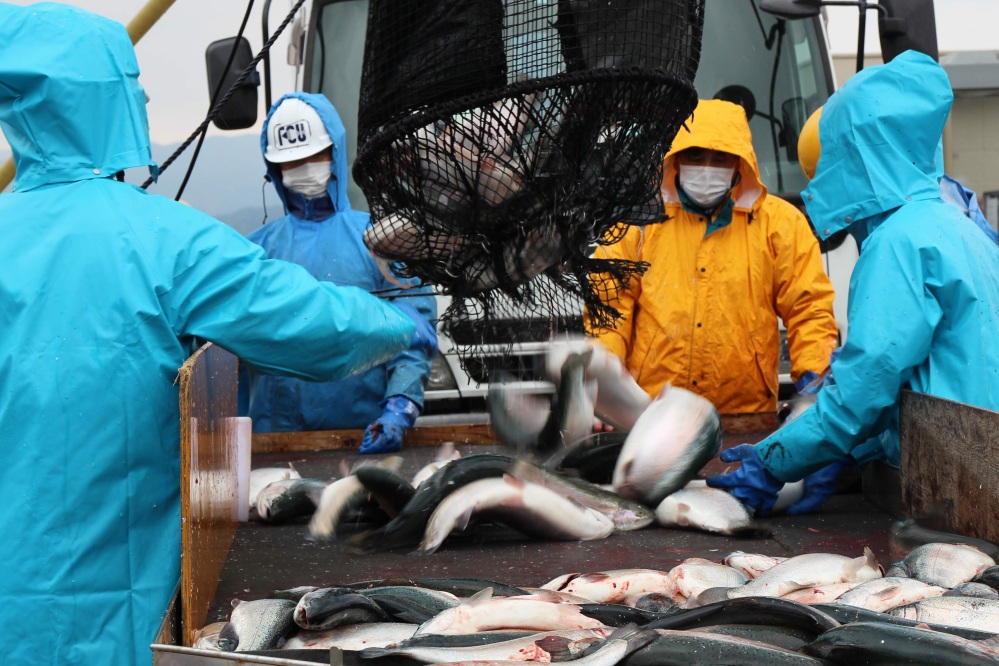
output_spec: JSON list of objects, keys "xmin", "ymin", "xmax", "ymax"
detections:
[
  {"xmin": 205, "ymin": 37, "xmax": 260, "ymax": 131},
  {"xmin": 758, "ymin": 0, "xmax": 820, "ymax": 19},
  {"xmin": 780, "ymin": 97, "xmax": 807, "ymax": 162},
  {"xmin": 714, "ymin": 84, "xmax": 757, "ymax": 121},
  {"xmin": 877, "ymin": 0, "xmax": 939, "ymax": 63}
]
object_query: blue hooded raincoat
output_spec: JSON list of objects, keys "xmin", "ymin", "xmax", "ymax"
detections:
[
  {"xmin": 242, "ymin": 93, "xmax": 436, "ymax": 433},
  {"xmin": 0, "ymin": 4, "xmax": 415, "ymax": 664},
  {"xmin": 753, "ymin": 51, "xmax": 999, "ymax": 482}
]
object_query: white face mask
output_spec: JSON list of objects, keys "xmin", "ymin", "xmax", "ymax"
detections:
[
  {"xmin": 679, "ymin": 164, "xmax": 736, "ymax": 208},
  {"xmin": 281, "ymin": 160, "xmax": 332, "ymax": 199}
]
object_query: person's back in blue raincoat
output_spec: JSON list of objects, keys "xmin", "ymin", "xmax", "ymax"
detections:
[
  {"xmin": 0, "ymin": 4, "xmax": 420, "ymax": 664},
  {"xmin": 751, "ymin": 51, "xmax": 999, "ymax": 482},
  {"xmin": 240, "ymin": 93, "xmax": 436, "ymax": 434}
]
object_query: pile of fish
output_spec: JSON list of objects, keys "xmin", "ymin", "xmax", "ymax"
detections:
[
  {"xmin": 247, "ymin": 347, "xmax": 777, "ymax": 555},
  {"xmin": 244, "ymin": 336, "xmax": 818, "ymax": 555},
  {"xmin": 194, "ymin": 542, "xmax": 999, "ymax": 664}
]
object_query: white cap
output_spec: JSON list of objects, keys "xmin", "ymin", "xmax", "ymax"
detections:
[{"xmin": 264, "ymin": 97, "xmax": 333, "ymax": 163}]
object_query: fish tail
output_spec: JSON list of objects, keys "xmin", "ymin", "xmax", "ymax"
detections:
[{"xmin": 359, "ymin": 647, "xmax": 391, "ymax": 659}]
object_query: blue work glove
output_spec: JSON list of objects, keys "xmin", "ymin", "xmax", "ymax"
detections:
[
  {"xmin": 784, "ymin": 458, "xmax": 855, "ymax": 515},
  {"xmin": 706, "ymin": 444, "xmax": 785, "ymax": 517},
  {"xmin": 393, "ymin": 302, "xmax": 438, "ymax": 357},
  {"xmin": 794, "ymin": 371, "xmax": 822, "ymax": 394},
  {"xmin": 360, "ymin": 395, "xmax": 420, "ymax": 455}
]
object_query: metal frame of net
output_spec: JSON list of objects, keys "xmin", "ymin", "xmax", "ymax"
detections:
[{"xmin": 354, "ymin": 0, "xmax": 704, "ymax": 369}]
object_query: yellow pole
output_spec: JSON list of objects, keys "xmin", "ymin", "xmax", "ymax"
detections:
[
  {"xmin": 0, "ymin": 0, "xmax": 177, "ymax": 192},
  {"xmin": 125, "ymin": 0, "xmax": 178, "ymax": 44},
  {"xmin": 0, "ymin": 159, "xmax": 14, "ymax": 192}
]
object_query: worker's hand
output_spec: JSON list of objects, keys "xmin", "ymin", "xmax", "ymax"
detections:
[
  {"xmin": 793, "ymin": 371, "xmax": 822, "ymax": 394},
  {"xmin": 784, "ymin": 457, "xmax": 855, "ymax": 515},
  {"xmin": 360, "ymin": 395, "xmax": 420, "ymax": 455},
  {"xmin": 706, "ymin": 444, "xmax": 784, "ymax": 517},
  {"xmin": 393, "ymin": 302, "xmax": 438, "ymax": 357}
]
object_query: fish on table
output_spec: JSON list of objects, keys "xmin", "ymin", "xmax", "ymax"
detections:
[
  {"xmin": 417, "ymin": 474, "xmax": 615, "ymax": 555},
  {"xmin": 655, "ymin": 487, "xmax": 770, "ymax": 538},
  {"xmin": 415, "ymin": 587, "xmax": 608, "ymax": 635}
]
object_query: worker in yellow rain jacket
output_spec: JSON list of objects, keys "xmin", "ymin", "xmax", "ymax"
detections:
[{"xmin": 587, "ymin": 99, "xmax": 839, "ymax": 414}]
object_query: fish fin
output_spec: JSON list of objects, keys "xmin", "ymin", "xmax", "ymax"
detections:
[
  {"xmin": 338, "ymin": 460, "xmax": 352, "ymax": 477},
  {"xmin": 874, "ymin": 585, "xmax": 901, "ymax": 599},
  {"xmin": 465, "ymin": 587, "xmax": 493, "ymax": 605},
  {"xmin": 676, "ymin": 502, "xmax": 691, "ymax": 526},
  {"xmin": 846, "ymin": 546, "xmax": 881, "ymax": 578},
  {"xmin": 542, "ymin": 573, "xmax": 581, "ymax": 591},
  {"xmin": 360, "ymin": 647, "xmax": 391, "ymax": 659},
  {"xmin": 455, "ymin": 506, "xmax": 476, "ymax": 532},
  {"xmin": 535, "ymin": 636, "xmax": 573, "ymax": 660},
  {"xmin": 503, "ymin": 473, "xmax": 527, "ymax": 490},
  {"xmin": 654, "ymin": 382, "xmax": 673, "ymax": 401},
  {"xmin": 524, "ymin": 589, "xmax": 566, "ymax": 603},
  {"xmin": 434, "ymin": 441, "xmax": 457, "ymax": 462},
  {"xmin": 603, "ymin": 623, "xmax": 640, "ymax": 640}
]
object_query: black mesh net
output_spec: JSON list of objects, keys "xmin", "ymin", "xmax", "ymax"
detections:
[{"xmin": 355, "ymin": 0, "xmax": 704, "ymax": 368}]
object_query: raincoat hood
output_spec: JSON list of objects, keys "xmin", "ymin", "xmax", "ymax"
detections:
[
  {"xmin": 261, "ymin": 92, "xmax": 351, "ymax": 213},
  {"xmin": 661, "ymin": 99, "xmax": 766, "ymax": 211},
  {"xmin": 802, "ymin": 50, "xmax": 952, "ymax": 241},
  {"xmin": 0, "ymin": 2, "xmax": 157, "ymax": 192}
]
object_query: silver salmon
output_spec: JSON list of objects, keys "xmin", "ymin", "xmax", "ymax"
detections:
[{"xmin": 613, "ymin": 384, "xmax": 722, "ymax": 506}]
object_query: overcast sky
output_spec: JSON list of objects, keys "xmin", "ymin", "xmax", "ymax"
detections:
[{"xmin": 2, "ymin": 0, "xmax": 998, "ymax": 155}]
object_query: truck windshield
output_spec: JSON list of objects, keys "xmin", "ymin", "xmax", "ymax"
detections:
[
  {"xmin": 306, "ymin": 0, "xmax": 833, "ymax": 209},
  {"xmin": 694, "ymin": 1, "xmax": 833, "ymax": 199}
]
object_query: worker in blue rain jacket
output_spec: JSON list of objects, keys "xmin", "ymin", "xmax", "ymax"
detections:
[
  {"xmin": 0, "ymin": 4, "xmax": 435, "ymax": 665},
  {"xmin": 940, "ymin": 173, "xmax": 998, "ymax": 245},
  {"xmin": 240, "ymin": 93, "xmax": 437, "ymax": 454},
  {"xmin": 707, "ymin": 50, "xmax": 999, "ymax": 516}
]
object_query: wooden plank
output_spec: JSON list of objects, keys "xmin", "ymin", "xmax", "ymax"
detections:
[
  {"xmin": 720, "ymin": 411, "xmax": 778, "ymax": 436},
  {"xmin": 900, "ymin": 389, "xmax": 999, "ymax": 543},
  {"xmin": 253, "ymin": 424, "xmax": 496, "ymax": 453},
  {"xmin": 252, "ymin": 413, "xmax": 775, "ymax": 453},
  {"xmin": 178, "ymin": 343, "xmax": 239, "ymax": 646}
]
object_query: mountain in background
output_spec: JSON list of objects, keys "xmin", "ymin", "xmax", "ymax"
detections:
[{"xmin": 139, "ymin": 133, "xmax": 283, "ymax": 236}]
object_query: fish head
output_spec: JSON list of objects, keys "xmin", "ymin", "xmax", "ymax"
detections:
[{"xmin": 216, "ymin": 622, "xmax": 239, "ymax": 652}]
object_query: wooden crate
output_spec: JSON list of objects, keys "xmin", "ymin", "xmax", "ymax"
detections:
[
  {"xmin": 900, "ymin": 389, "xmax": 999, "ymax": 543},
  {"xmin": 177, "ymin": 343, "xmax": 240, "ymax": 647}
]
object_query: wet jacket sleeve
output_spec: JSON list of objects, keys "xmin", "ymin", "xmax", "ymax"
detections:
[
  {"xmin": 769, "ymin": 201, "xmax": 839, "ymax": 382},
  {"xmin": 160, "ymin": 215, "xmax": 415, "ymax": 382},
  {"xmin": 585, "ymin": 224, "xmax": 643, "ymax": 360},
  {"xmin": 384, "ymin": 285, "xmax": 437, "ymax": 408},
  {"xmin": 754, "ymin": 219, "xmax": 937, "ymax": 481}
]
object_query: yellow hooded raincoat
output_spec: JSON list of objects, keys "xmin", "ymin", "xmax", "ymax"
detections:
[{"xmin": 589, "ymin": 99, "xmax": 838, "ymax": 414}]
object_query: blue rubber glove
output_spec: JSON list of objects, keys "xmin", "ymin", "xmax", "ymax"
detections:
[
  {"xmin": 360, "ymin": 395, "xmax": 420, "ymax": 455},
  {"xmin": 392, "ymin": 302, "xmax": 438, "ymax": 357},
  {"xmin": 794, "ymin": 370, "xmax": 822, "ymax": 394},
  {"xmin": 706, "ymin": 444, "xmax": 785, "ymax": 517},
  {"xmin": 784, "ymin": 458, "xmax": 855, "ymax": 515}
]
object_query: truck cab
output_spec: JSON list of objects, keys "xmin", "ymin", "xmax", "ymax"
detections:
[{"xmin": 286, "ymin": 0, "xmax": 858, "ymax": 415}]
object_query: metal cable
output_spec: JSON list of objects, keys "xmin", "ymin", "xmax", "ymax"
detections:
[{"xmin": 141, "ymin": 0, "xmax": 308, "ymax": 190}]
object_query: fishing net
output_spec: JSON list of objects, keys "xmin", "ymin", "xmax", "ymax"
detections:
[{"xmin": 354, "ymin": 0, "xmax": 704, "ymax": 369}]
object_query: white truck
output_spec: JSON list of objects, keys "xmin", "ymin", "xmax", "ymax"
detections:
[{"xmin": 209, "ymin": 0, "xmax": 936, "ymax": 417}]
